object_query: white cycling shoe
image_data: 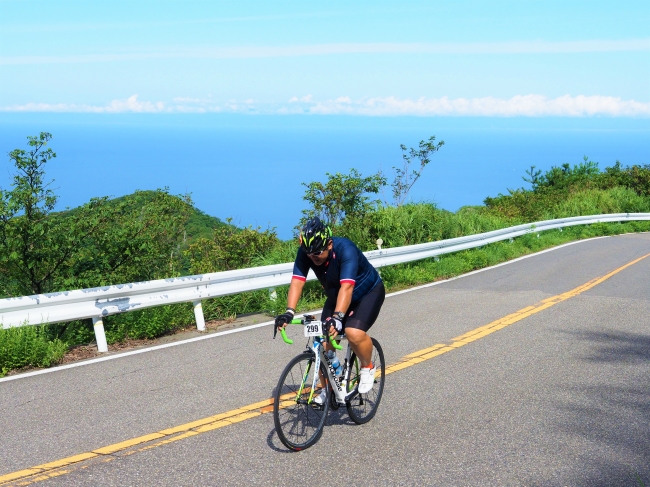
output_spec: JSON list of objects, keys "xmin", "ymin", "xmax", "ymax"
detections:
[
  {"xmin": 313, "ymin": 389, "xmax": 327, "ymax": 405},
  {"xmin": 358, "ymin": 365, "xmax": 376, "ymax": 394}
]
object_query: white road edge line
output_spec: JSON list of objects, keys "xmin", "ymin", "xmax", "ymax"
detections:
[{"xmin": 0, "ymin": 235, "xmax": 611, "ymax": 383}]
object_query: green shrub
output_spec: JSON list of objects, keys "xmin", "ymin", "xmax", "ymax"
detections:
[
  {"xmin": 340, "ymin": 203, "xmax": 511, "ymax": 251},
  {"xmin": 0, "ymin": 325, "xmax": 67, "ymax": 376},
  {"xmin": 43, "ymin": 319, "xmax": 95, "ymax": 346},
  {"xmin": 486, "ymin": 187, "xmax": 650, "ymax": 222},
  {"xmin": 596, "ymin": 161, "xmax": 650, "ymax": 196},
  {"xmin": 554, "ymin": 187, "xmax": 650, "ymax": 217},
  {"xmin": 465, "ymin": 249, "xmax": 490, "ymax": 269},
  {"xmin": 185, "ymin": 224, "xmax": 279, "ymax": 274},
  {"xmin": 250, "ymin": 239, "xmax": 300, "ymax": 267}
]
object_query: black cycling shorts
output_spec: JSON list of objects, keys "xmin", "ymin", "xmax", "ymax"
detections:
[{"xmin": 322, "ymin": 280, "xmax": 385, "ymax": 333}]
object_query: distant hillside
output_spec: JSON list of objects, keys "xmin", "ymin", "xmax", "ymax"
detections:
[
  {"xmin": 115, "ymin": 191, "xmax": 234, "ymax": 245},
  {"xmin": 184, "ymin": 207, "xmax": 232, "ymax": 243},
  {"xmin": 62, "ymin": 190, "xmax": 232, "ymax": 246}
]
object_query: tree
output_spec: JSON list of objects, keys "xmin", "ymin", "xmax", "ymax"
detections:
[
  {"xmin": 391, "ymin": 136, "xmax": 444, "ymax": 206},
  {"xmin": 301, "ymin": 169, "xmax": 386, "ymax": 227},
  {"xmin": 0, "ymin": 133, "xmax": 192, "ymax": 297},
  {"xmin": 523, "ymin": 156, "xmax": 600, "ymax": 192},
  {"xmin": 522, "ymin": 165, "xmax": 542, "ymax": 190},
  {"xmin": 0, "ymin": 131, "xmax": 84, "ymax": 295}
]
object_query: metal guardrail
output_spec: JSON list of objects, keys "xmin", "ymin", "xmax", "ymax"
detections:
[{"xmin": 1, "ymin": 213, "xmax": 648, "ymax": 351}]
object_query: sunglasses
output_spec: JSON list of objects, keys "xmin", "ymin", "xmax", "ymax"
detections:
[{"xmin": 307, "ymin": 248, "xmax": 328, "ymax": 257}]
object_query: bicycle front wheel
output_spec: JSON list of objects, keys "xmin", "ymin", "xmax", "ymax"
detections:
[
  {"xmin": 346, "ymin": 337, "xmax": 385, "ymax": 424},
  {"xmin": 273, "ymin": 352, "xmax": 330, "ymax": 451}
]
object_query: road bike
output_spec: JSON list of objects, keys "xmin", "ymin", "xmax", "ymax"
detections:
[{"xmin": 272, "ymin": 314, "xmax": 385, "ymax": 451}]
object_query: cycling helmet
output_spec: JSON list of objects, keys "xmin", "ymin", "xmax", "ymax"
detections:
[{"xmin": 300, "ymin": 217, "xmax": 332, "ymax": 255}]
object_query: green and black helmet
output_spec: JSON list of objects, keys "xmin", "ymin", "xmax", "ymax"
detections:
[{"xmin": 299, "ymin": 217, "xmax": 332, "ymax": 255}]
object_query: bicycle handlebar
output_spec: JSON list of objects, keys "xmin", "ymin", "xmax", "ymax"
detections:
[{"xmin": 278, "ymin": 317, "xmax": 343, "ymax": 350}]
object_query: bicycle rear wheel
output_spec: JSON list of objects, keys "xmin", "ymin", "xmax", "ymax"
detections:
[
  {"xmin": 273, "ymin": 352, "xmax": 330, "ymax": 451},
  {"xmin": 346, "ymin": 337, "xmax": 385, "ymax": 424}
]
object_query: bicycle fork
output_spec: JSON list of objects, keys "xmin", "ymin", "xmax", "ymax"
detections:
[{"xmin": 294, "ymin": 340, "xmax": 326, "ymax": 406}]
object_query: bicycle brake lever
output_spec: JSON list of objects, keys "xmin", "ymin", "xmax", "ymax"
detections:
[{"xmin": 322, "ymin": 320, "xmax": 343, "ymax": 350}]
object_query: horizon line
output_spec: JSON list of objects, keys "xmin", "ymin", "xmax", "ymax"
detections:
[{"xmin": 2, "ymin": 94, "xmax": 649, "ymax": 118}]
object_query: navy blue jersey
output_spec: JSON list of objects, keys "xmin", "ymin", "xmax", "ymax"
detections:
[{"xmin": 292, "ymin": 237, "xmax": 382, "ymax": 303}]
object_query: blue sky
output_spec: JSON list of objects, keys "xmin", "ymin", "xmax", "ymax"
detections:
[
  {"xmin": 1, "ymin": 0, "xmax": 649, "ymax": 116},
  {"xmin": 0, "ymin": 1, "xmax": 649, "ymax": 238}
]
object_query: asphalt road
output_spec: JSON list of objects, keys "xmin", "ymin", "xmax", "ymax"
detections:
[{"xmin": 1, "ymin": 233, "xmax": 649, "ymax": 486}]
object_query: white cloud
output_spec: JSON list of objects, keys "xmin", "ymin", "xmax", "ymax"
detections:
[
  {"xmin": 2, "ymin": 39, "xmax": 648, "ymax": 65},
  {"xmin": 102, "ymin": 95, "xmax": 167, "ymax": 113},
  {"xmin": 3, "ymin": 94, "xmax": 649, "ymax": 117},
  {"xmin": 303, "ymin": 95, "xmax": 650, "ymax": 117},
  {"xmin": 2, "ymin": 95, "xmax": 168, "ymax": 113},
  {"xmin": 289, "ymin": 94, "xmax": 313, "ymax": 103}
]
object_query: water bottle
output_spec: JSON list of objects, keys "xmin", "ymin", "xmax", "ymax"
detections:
[{"xmin": 326, "ymin": 350, "xmax": 342, "ymax": 376}]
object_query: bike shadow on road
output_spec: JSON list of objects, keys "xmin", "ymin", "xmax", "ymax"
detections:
[{"xmin": 265, "ymin": 406, "xmax": 358, "ymax": 453}]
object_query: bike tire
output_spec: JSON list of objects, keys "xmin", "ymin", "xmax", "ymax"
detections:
[
  {"xmin": 273, "ymin": 352, "xmax": 330, "ymax": 451},
  {"xmin": 346, "ymin": 337, "xmax": 385, "ymax": 424}
]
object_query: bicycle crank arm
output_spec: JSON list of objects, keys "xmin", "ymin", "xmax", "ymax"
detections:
[{"xmin": 345, "ymin": 389, "xmax": 360, "ymax": 402}]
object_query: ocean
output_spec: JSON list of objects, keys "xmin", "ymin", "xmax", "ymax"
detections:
[{"xmin": 1, "ymin": 113, "xmax": 648, "ymax": 239}]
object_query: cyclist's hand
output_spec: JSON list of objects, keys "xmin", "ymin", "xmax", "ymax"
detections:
[
  {"xmin": 324, "ymin": 316, "xmax": 342, "ymax": 337},
  {"xmin": 274, "ymin": 311, "xmax": 294, "ymax": 329}
]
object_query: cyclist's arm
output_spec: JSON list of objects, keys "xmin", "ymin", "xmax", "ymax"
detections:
[
  {"xmin": 326, "ymin": 282, "xmax": 353, "ymax": 338},
  {"xmin": 286, "ymin": 277, "xmax": 305, "ymax": 310},
  {"xmin": 334, "ymin": 282, "xmax": 354, "ymax": 315},
  {"xmin": 286, "ymin": 248, "xmax": 312, "ymax": 312}
]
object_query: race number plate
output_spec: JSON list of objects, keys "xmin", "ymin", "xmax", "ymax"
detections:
[{"xmin": 304, "ymin": 322, "xmax": 323, "ymax": 337}]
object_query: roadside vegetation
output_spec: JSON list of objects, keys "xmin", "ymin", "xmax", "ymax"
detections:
[{"xmin": 1, "ymin": 133, "xmax": 648, "ymax": 376}]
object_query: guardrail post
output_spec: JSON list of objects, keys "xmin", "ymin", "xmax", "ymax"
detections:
[
  {"xmin": 92, "ymin": 317, "xmax": 108, "ymax": 353},
  {"xmin": 193, "ymin": 300, "xmax": 206, "ymax": 331},
  {"xmin": 268, "ymin": 288, "xmax": 277, "ymax": 301}
]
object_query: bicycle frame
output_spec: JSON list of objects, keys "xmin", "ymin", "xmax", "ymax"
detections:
[{"xmin": 311, "ymin": 335, "xmax": 360, "ymax": 406}]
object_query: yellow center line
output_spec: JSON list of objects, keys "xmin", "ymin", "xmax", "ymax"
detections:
[{"xmin": 2, "ymin": 252, "xmax": 648, "ymax": 486}]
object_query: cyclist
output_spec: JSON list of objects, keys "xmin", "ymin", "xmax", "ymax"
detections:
[{"xmin": 275, "ymin": 217, "xmax": 385, "ymax": 402}]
